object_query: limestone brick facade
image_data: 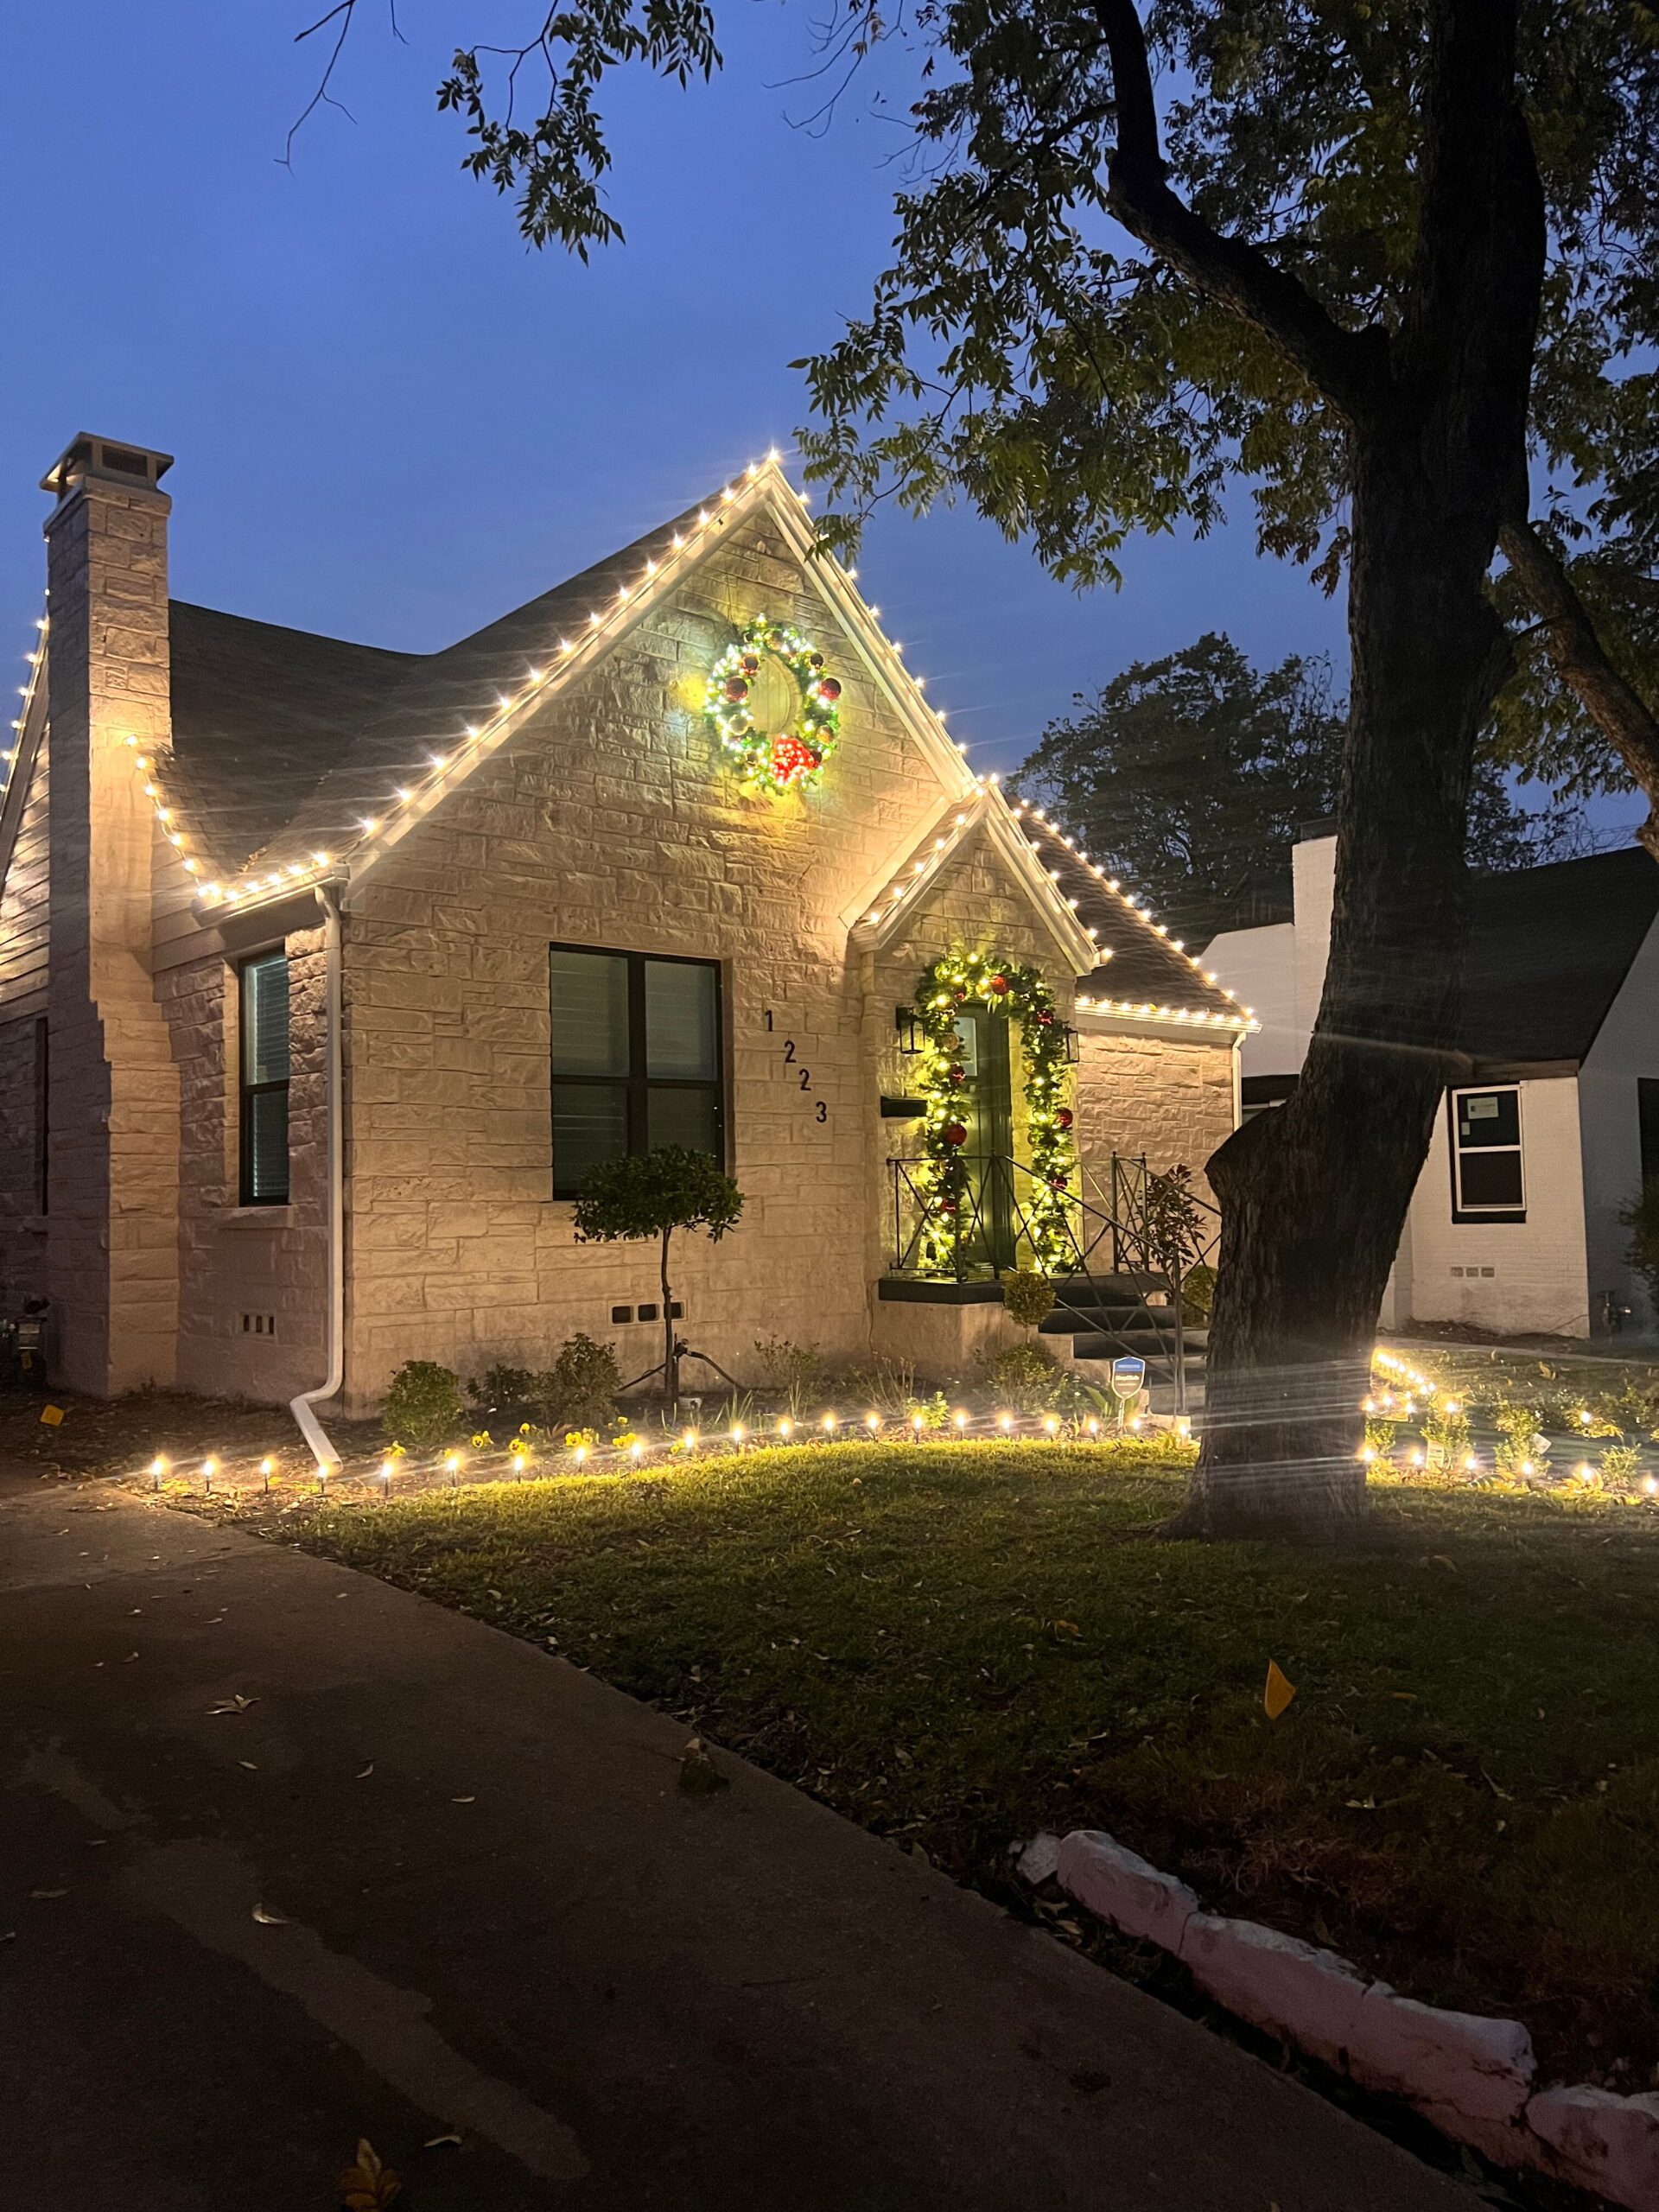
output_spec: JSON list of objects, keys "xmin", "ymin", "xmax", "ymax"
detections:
[{"xmin": 0, "ymin": 442, "xmax": 1243, "ymax": 1417}]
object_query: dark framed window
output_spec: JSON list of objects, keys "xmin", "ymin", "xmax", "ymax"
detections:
[
  {"xmin": 238, "ymin": 950, "xmax": 290, "ymax": 1205},
  {"xmin": 1449, "ymin": 1085, "xmax": 1524, "ymax": 1223},
  {"xmin": 549, "ymin": 945, "xmax": 724, "ymax": 1198}
]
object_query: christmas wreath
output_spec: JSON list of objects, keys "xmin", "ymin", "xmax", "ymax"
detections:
[
  {"xmin": 910, "ymin": 949, "xmax": 1077, "ymax": 1276},
  {"xmin": 704, "ymin": 617, "xmax": 842, "ymax": 792}
]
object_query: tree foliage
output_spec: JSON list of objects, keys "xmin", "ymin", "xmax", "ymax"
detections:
[
  {"xmin": 299, "ymin": 0, "xmax": 1659, "ymax": 823},
  {"xmin": 1015, "ymin": 632, "xmax": 1580, "ymax": 928},
  {"xmin": 571, "ymin": 1145, "xmax": 743, "ymax": 1246}
]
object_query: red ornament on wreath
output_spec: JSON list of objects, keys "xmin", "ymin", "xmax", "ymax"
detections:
[
  {"xmin": 1056, "ymin": 1107, "xmax": 1074, "ymax": 1130},
  {"xmin": 988, "ymin": 974, "xmax": 1010, "ymax": 996},
  {"xmin": 944, "ymin": 1122, "xmax": 968, "ymax": 1146},
  {"xmin": 768, "ymin": 733, "xmax": 817, "ymax": 786}
]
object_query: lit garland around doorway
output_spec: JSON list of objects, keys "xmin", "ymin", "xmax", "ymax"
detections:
[
  {"xmin": 704, "ymin": 616, "xmax": 842, "ymax": 792},
  {"xmin": 910, "ymin": 950, "xmax": 1076, "ymax": 1274}
]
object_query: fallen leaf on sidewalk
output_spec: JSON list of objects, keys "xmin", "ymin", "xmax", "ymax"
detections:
[
  {"xmin": 355, "ymin": 1763, "xmax": 374, "ymax": 1779},
  {"xmin": 238, "ymin": 1760, "xmax": 258, "ymax": 1771},
  {"xmin": 339, "ymin": 2137, "xmax": 401, "ymax": 2209},
  {"xmin": 251, "ymin": 1904, "xmax": 289, "ymax": 1926},
  {"xmin": 207, "ymin": 1694, "xmax": 257, "ymax": 1715},
  {"xmin": 30, "ymin": 1889, "xmax": 67, "ymax": 1899},
  {"xmin": 0, "ymin": 1930, "xmax": 15, "ymax": 1944},
  {"xmin": 678, "ymin": 1738, "xmax": 730, "ymax": 1797},
  {"xmin": 423, "ymin": 2133, "xmax": 462, "ymax": 2150},
  {"xmin": 451, "ymin": 1796, "xmax": 476, "ymax": 1805}
]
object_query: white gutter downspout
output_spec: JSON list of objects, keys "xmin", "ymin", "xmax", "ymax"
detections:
[{"xmin": 289, "ymin": 882, "xmax": 344, "ymax": 1468}]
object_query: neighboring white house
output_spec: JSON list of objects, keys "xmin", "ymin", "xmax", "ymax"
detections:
[{"xmin": 1205, "ymin": 827, "xmax": 1659, "ymax": 1340}]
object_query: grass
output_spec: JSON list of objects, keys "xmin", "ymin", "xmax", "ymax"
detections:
[{"xmin": 281, "ymin": 1437, "xmax": 1659, "ymax": 2085}]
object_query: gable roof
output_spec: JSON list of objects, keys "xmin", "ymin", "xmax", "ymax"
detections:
[
  {"xmin": 1009, "ymin": 801, "xmax": 1249, "ymax": 1025},
  {"xmin": 165, "ymin": 463, "xmax": 982, "ymax": 909},
  {"xmin": 1460, "ymin": 846, "xmax": 1659, "ymax": 1063}
]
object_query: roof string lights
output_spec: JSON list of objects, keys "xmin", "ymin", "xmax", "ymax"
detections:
[
  {"xmin": 1009, "ymin": 799, "xmax": 1257, "ymax": 1031},
  {"xmin": 194, "ymin": 448, "xmax": 931, "ymax": 913},
  {"xmin": 3, "ymin": 606, "xmax": 48, "ymax": 790}
]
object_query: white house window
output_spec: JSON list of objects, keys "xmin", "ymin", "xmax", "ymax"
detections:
[
  {"xmin": 1450, "ymin": 1085, "xmax": 1524, "ymax": 1222},
  {"xmin": 238, "ymin": 951, "xmax": 290, "ymax": 1205},
  {"xmin": 549, "ymin": 945, "xmax": 724, "ymax": 1198}
]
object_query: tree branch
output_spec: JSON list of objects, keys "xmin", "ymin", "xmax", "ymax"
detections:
[
  {"xmin": 1090, "ymin": 0, "xmax": 1382, "ymax": 419},
  {"xmin": 1499, "ymin": 513, "xmax": 1659, "ymax": 861}
]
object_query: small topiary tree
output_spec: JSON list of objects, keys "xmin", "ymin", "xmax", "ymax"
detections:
[
  {"xmin": 381, "ymin": 1359, "xmax": 466, "ymax": 1452},
  {"xmin": 572, "ymin": 1146, "xmax": 744, "ymax": 1404},
  {"xmin": 1002, "ymin": 1269, "xmax": 1053, "ymax": 1334}
]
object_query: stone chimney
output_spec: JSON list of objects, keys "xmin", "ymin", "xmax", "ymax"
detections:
[{"xmin": 41, "ymin": 434, "xmax": 181, "ymax": 1394}]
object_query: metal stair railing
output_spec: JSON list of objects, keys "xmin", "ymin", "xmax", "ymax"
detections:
[{"xmin": 884, "ymin": 1151, "xmax": 1221, "ymax": 1414}]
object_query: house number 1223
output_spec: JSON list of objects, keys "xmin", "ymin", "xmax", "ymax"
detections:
[{"xmin": 762, "ymin": 1011, "xmax": 828, "ymax": 1124}]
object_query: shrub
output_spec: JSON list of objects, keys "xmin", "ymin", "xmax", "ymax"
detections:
[
  {"xmin": 536, "ymin": 1333, "xmax": 621, "ymax": 1433},
  {"xmin": 467, "ymin": 1363, "xmax": 537, "ymax": 1409},
  {"xmin": 1002, "ymin": 1270, "xmax": 1054, "ymax": 1332},
  {"xmin": 840, "ymin": 1357, "xmax": 933, "ymax": 1418},
  {"xmin": 752, "ymin": 1338, "xmax": 825, "ymax": 1413},
  {"xmin": 1620, "ymin": 1177, "xmax": 1659, "ymax": 1317},
  {"xmin": 1493, "ymin": 1400, "xmax": 1549, "ymax": 1478},
  {"xmin": 1181, "ymin": 1262, "xmax": 1217, "ymax": 1325},
  {"xmin": 1599, "ymin": 1442, "xmax": 1642, "ymax": 1487},
  {"xmin": 381, "ymin": 1359, "xmax": 466, "ymax": 1451},
  {"xmin": 976, "ymin": 1342, "xmax": 1077, "ymax": 1414}
]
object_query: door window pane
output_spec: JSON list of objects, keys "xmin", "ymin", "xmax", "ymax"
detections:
[
  {"xmin": 549, "ymin": 950, "xmax": 630, "ymax": 1077},
  {"xmin": 645, "ymin": 960, "xmax": 718, "ymax": 1080},
  {"xmin": 552, "ymin": 1084, "xmax": 629, "ymax": 1192},
  {"xmin": 647, "ymin": 1085, "xmax": 719, "ymax": 1156}
]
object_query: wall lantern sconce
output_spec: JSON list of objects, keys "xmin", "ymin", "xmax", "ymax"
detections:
[
  {"xmin": 1062, "ymin": 1023, "xmax": 1081, "ymax": 1065},
  {"xmin": 894, "ymin": 1007, "xmax": 922, "ymax": 1055}
]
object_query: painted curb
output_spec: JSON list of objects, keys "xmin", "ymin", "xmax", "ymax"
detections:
[{"xmin": 1049, "ymin": 1827, "xmax": 1648, "ymax": 2209}]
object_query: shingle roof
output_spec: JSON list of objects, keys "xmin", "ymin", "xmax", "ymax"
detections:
[
  {"xmin": 1460, "ymin": 846, "xmax": 1659, "ymax": 1063},
  {"xmin": 163, "ymin": 493, "xmax": 715, "ymax": 873},
  {"xmin": 1009, "ymin": 804, "xmax": 1247, "ymax": 1023}
]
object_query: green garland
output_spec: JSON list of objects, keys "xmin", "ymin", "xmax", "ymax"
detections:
[
  {"xmin": 704, "ymin": 616, "xmax": 842, "ymax": 792},
  {"xmin": 910, "ymin": 949, "xmax": 1077, "ymax": 1274}
]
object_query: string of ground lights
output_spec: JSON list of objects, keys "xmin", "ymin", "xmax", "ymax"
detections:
[{"xmin": 136, "ymin": 1402, "xmax": 1192, "ymax": 1505}]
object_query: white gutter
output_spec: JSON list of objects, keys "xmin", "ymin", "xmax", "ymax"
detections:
[{"xmin": 289, "ymin": 881, "xmax": 344, "ymax": 1467}]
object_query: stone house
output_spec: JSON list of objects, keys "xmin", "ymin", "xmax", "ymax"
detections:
[
  {"xmin": 1206, "ymin": 825, "xmax": 1659, "ymax": 1339},
  {"xmin": 0, "ymin": 433, "xmax": 1247, "ymax": 1451}
]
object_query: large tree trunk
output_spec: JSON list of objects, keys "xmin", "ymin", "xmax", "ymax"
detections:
[{"xmin": 1176, "ymin": 0, "xmax": 1543, "ymax": 1541}]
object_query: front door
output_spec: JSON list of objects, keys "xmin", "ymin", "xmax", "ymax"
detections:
[{"xmin": 954, "ymin": 1008, "xmax": 1016, "ymax": 1272}]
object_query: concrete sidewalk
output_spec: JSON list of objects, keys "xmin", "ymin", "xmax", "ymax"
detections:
[{"xmin": 0, "ymin": 1479, "xmax": 1470, "ymax": 2210}]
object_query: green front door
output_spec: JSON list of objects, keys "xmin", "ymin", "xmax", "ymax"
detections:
[{"xmin": 954, "ymin": 1008, "xmax": 1016, "ymax": 1271}]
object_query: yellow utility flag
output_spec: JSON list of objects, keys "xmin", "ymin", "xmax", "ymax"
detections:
[{"xmin": 1264, "ymin": 1661, "xmax": 1298, "ymax": 1719}]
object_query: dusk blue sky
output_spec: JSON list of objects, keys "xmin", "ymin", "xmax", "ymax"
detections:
[{"xmin": 0, "ymin": 3, "xmax": 1639, "ymax": 833}]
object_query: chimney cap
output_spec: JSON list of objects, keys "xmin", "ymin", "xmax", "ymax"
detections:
[{"xmin": 41, "ymin": 434, "xmax": 174, "ymax": 500}]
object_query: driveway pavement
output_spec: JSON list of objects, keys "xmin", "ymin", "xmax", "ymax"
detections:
[{"xmin": 0, "ymin": 1474, "xmax": 1471, "ymax": 2210}]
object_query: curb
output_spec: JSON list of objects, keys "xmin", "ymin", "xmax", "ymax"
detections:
[{"xmin": 1030, "ymin": 1828, "xmax": 1658, "ymax": 2209}]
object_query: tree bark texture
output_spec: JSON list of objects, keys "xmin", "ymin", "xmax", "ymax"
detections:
[{"xmin": 1178, "ymin": 0, "xmax": 1545, "ymax": 1537}]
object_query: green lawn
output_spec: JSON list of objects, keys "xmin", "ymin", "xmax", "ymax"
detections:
[{"xmin": 288, "ymin": 1440, "xmax": 1659, "ymax": 2081}]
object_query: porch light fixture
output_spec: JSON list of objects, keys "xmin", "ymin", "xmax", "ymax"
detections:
[{"xmin": 894, "ymin": 1007, "xmax": 922, "ymax": 1054}]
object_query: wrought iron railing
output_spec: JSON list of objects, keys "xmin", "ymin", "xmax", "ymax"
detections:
[{"xmin": 884, "ymin": 1150, "xmax": 1221, "ymax": 1411}]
